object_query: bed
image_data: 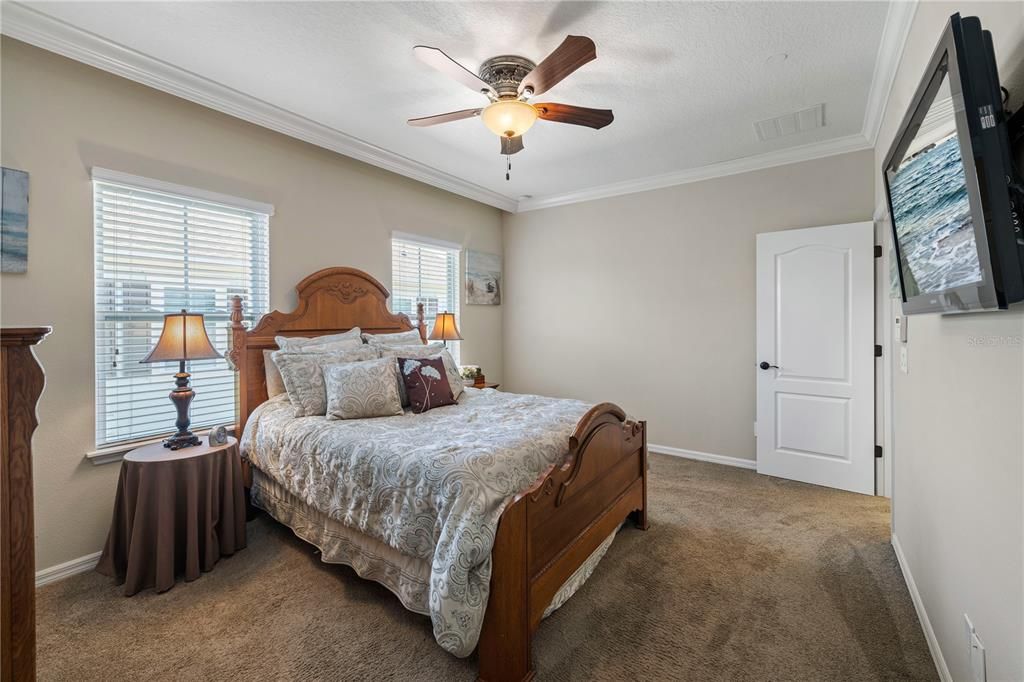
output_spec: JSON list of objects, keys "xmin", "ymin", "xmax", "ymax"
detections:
[{"xmin": 230, "ymin": 267, "xmax": 648, "ymax": 682}]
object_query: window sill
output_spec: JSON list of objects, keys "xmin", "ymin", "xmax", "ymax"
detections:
[{"xmin": 85, "ymin": 426, "xmax": 237, "ymax": 465}]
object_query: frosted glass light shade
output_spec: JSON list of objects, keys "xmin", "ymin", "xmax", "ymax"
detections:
[
  {"xmin": 142, "ymin": 310, "xmax": 223, "ymax": 363},
  {"xmin": 481, "ymin": 100, "xmax": 538, "ymax": 138}
]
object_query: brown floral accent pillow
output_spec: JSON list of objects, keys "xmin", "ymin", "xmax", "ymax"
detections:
[{"xmin": 399, "ymin": 356, "xmax": 456, "ymax": 413}]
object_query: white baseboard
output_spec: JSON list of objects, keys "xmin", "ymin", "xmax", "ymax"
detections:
[
  {"xmin": 648, "ymin": 443, "xmax": 757, "ymax": 470},
  {"xmin": 891, "ymin": 533, "xmax": 951, "ymax": 682},
  {"xmin": 35, "ymin": 551, "xmax": 102, "ymax": 588}
]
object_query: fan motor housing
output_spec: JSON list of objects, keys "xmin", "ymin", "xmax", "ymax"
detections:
[{"xmin": 479, "ymin": 55, "xmax": 536, "ymax": 98}]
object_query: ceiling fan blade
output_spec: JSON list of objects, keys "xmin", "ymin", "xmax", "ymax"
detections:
[
  {"xmin": 519, "ymin": 35, "xmax": 597, "ymax": 97},
  {"xmin": 534, "ymin": 103, "xmax": 614, "ymax": 129},
  {"xmin": 413, "ymin": 46, "xmax": 496, "ymax": 98},
  {"xmin": 407, "ymin": 108, "xmax": 482, "ymax": 127},
  {"xmin": 500, "ymin": 135, "xmax": 525, "ymax": 155}
]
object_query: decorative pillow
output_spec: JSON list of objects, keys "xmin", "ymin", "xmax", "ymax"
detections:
[
  {"xmin": 275, "ymin": 328, "xmax": 362, "ymax": 353},
  {"xmin": 271, "ymin": 346, "xmax": 377, "ymax": 416},
  {"xmin": 377, "ymin": 344, "xmax": 463, "ymax": 405},
  {"xmin": 362, "ymin": 329, "xmax": 423, "ymax": 346},
  {"xmin": 437, "ymin": 350, "xmax": 464, "ymax": 402},
  {"xmin": 398, "ymin": 356, "xmax": 456, "ymax": 414},
  {"xmin": 263, "ymin": 350, "xmax": 286, "ymax": 398},
  {"xmin": 324, "ymin": 357, "xmax": 403, "ymax": 420}
]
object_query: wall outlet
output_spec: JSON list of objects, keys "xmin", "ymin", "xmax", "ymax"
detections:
[
  {"xmin": 964, "ymin": 614, "xmax": 987, "ymax": 682},
  {"xmin": 899, "ymin": 345, "xmax": 908, "ymax": 374}
]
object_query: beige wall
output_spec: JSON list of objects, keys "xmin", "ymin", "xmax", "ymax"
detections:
[
  {"xmin": 0, "ymin": 39, "xmax": 503, "ymax": 571},
  {"xmin": 875, "ymin": 4, "xmax": 1024, "ymax": 681},
  {"xmin": 502, "ymin": 150, "xmax": 874, "ymax": 460}
]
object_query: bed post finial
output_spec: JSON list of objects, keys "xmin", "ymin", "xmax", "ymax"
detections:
[
  {"xmin": 230, "ymin": 295, "xmax": 244, "ymax": 325},
  {"xmin": 416, "ymin": 302, "xmax": 427, "ymax": 344},
  {"xmin": 229, "ymin": 295, "xmax": 248, "ymax": 433},
  {"xmin": 228, "ymin": 295, "xmax": 245, "ymax": 371}
]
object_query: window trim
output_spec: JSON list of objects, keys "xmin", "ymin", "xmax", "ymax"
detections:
[
  {"xmin": 92, "ymin": 170, "xmax": 270, "ymax": 448},
  {"xmin": 91, "ymin": 167, "xmax": 275, "ymax": 216},
  {"xmin": 391, "ymin": 230, "xmax": 461, "ymax": 252}
]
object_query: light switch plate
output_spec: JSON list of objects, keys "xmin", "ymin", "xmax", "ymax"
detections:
[
  {"xmin": 897, "ymin": 314, "xmax": 908, "ymax": 342},
  {"xmin": 970, "ymin": 631, "xmax": 986, "ymax": 682},
  {"xmin": 899, "ymin": 345, "xmax": 908, "ymax": 374},
  {"xmin": 964, "ymin": 614, "xmax": 986, "ymax": 682}
]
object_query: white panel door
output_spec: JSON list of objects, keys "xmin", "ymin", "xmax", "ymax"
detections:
[{"xmin": 756, "ymin": 222, "xmax": 874, "ymax": 494}]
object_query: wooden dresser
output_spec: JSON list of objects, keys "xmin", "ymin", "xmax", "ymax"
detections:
[{"xmin": 1, "ymin": 327, "xmax": 50, "ymax": 682}]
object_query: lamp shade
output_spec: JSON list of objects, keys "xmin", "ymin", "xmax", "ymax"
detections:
[
  {"xmin": 428, "ymin": 312, "xmax": 463, "ymax": 342},
  {"xmin": 141, "ymin": 309, "xmax": 223, "ymax": 363},
  {"xmin": 481, "ymin": 100, "xmax": 538, "ymax": 138}
]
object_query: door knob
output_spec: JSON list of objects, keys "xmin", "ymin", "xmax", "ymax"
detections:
[{"xmin": 759, "ymin": 361, "xmax": 779, "ymax": 370}]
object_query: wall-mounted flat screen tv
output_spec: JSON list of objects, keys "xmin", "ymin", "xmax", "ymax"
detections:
[{"xmin": 882, "ymin": 14, "xmax": 1023, "ymax": 314}]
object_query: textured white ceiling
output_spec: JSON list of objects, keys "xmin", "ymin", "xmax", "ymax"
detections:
[{"xmin": 22, "ymin": 1, "xmax": 890, "ymax": 207}]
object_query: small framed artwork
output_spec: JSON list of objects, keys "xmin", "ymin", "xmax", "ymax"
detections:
[
  {"xmin": 466, "ymin": 250, "xmax": 501, "ymax": 305},
  {"xmin": 1, "ymin": 168, "xmax": 29, "ymax": 273}
]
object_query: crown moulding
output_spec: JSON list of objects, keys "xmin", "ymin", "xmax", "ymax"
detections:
[
  {"xmin": 1, "ymin": 1, "xmax": 917, "ymax": 214},
  {"xmin": 0, "ymin": 2, "xmax": 519, "ymax": 213}
]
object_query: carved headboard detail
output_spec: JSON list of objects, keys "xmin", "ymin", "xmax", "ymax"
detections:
[{"xmin": 229, "ymin": 267, "xmax": 426, "ymax": 431}]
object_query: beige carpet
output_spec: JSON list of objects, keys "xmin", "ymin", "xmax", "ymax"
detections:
[{"xmin": 37, "ymin": 454, "xmax": 936, "ymax": 681}]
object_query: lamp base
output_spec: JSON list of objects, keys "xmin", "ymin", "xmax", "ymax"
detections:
[
  {"xmin": 163, "ymin": 432, "xmax": 201, "ymax": 450},
  {"xmin": 164, "ymin": 366, "xmax": 201, "ymax": 450}
]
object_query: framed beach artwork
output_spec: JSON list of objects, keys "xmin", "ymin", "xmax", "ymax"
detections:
[
  {"xmin": 1, "ymin": 168, "xmax": 29, "ymax": 273},
  {"xmin": 466, "ymin": 250, "xmax": 501, "ymax": 305}
]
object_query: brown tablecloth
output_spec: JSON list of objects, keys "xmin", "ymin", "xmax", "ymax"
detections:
[{"xmin": 96, "ymin": 443, "xmax": 246, "ymax": 596}]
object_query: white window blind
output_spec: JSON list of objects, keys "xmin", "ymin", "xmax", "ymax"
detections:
[
  {"xmin": 94, "ymin": 173, "xmax": 270, "ymax": 447},
  {"xmin": 391, "ymin": 234, "xmax": 460, "ymax": 362}
]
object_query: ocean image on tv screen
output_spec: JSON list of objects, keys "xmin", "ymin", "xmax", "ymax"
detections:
[{"xmin": 888, "ymin": 83, "xmax": 981, "ymax": 298}]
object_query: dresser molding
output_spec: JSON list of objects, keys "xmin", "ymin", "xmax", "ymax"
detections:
[{"xmin": 1, "ymin": 326, "xmax": 51, "ymax": 682}]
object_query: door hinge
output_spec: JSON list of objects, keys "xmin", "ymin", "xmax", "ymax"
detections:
[
  {"xmin": 874, "ymin": 445, "xmax": 883, "ymax": 459},
  {"xmin": 874, "ymin": 344, "xmax": 882, "ymax": 357},
  {"xmin": 874, "ymin": 244, "xmax": 883, "ymax": 258}
]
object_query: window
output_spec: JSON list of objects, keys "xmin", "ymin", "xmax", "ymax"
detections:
[
  {"xmin": 391, "ymin": 233, "xmax": 460, "ymax": 362},
  {"xmin": 93, "ymin": 169, "xmax": 270, "ymax": 447}
]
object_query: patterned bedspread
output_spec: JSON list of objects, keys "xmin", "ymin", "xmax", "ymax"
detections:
[{"xmin": 241, "ymin": 387, "xmax": 591, "ymax": 657}]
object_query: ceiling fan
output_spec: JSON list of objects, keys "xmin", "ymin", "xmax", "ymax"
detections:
[{"xmin": 407, "ymin": 35, "xmax": 613, "ymax": 178}]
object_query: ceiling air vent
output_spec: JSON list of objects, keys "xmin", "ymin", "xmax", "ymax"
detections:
[{"xmin": 754, "ymin": 104, "xmax": 825, "ymax": 142}]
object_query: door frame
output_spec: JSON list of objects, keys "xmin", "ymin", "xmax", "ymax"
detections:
[{"xmin": 878, "ymin": 206, "xmax": 895, "ymax": 500}]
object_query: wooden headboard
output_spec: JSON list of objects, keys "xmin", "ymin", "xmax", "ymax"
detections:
[{"xmin": 229, "ymin": 267, "xmax": 426, "ymax": 432}]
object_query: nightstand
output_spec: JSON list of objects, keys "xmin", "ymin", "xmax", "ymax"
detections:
[
  {"xmin": 465, "ymin": 382, "xmax": 500, "ymax": 390},
  {"xmin": 96, "ymin": 436, "xmax": 246, "ymax": 595}
]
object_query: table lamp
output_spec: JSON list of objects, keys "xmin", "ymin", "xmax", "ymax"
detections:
[
  {"xmin": 428, "ymin": 311, "xmax": 462, "ymax": 348},
  {"xmin": 141, "ymin": 309, "xmax": 223, "ymax": 450}
]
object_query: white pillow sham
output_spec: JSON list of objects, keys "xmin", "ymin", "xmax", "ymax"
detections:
[
  {"xmin": 275, "ymin": 328, "xmax": 362, "ymax": 353},
  {"xmin": 362, "ymin": 329, "xmax": 423, "ymax": 346},
  {"xmin": 263, "ymin": 350, "xmax": 287, "ymax": 398}
]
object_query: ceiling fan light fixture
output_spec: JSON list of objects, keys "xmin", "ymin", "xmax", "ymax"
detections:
[{"xmin": 481, "ymin": 99, "xmax": 537, "ymax": 138}]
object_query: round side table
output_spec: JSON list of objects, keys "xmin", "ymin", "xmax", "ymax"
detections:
[{"xmin": 96, "ymin": 436, "xmax": 247, "ymax": 596}]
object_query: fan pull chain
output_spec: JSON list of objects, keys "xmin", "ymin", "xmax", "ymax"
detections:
[{"xmin": 505, "ymin": 154, "xmax": 511, "ymax": 181}]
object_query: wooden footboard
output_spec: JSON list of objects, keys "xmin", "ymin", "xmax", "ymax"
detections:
[{"xmin": 477, "ymin": 403, "xmax": 648, "ymax": 682}]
